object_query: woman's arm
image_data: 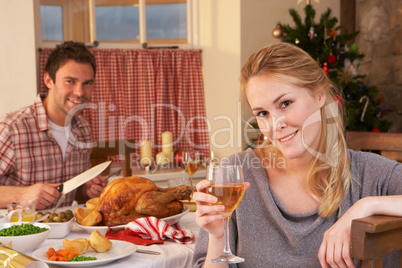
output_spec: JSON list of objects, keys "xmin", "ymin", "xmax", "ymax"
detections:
[{"xmin": 318, "ymin": 195, "xmax": 402, "ymax": 268}]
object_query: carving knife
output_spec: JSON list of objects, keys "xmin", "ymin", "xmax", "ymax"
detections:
[{"xmin": 55, "ymin": 161, "xmax": 112, "ymax": 194}]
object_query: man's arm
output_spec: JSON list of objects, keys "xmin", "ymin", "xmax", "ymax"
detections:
[
  {"xmin": 0, "ymin": 184, "xmax": 61, "ymax": 209},
  {"xmin": 0, "ymin": 123, "xmax": 63, "ymax": 209}
]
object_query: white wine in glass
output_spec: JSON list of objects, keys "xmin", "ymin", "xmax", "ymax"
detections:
[
  {"xmin": 206, "ymin": 164, "xmax": 245, "ymax": 263},
  {"xmin": 182, "ymin": 151, "xmax": 201, "ymax": 186}
]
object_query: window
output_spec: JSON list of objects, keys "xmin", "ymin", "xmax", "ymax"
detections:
[
  {"xmin": 36, "ymin": 0, "xmax": 197, "ymax": 48},
  {"xmin": 40, "ymin": 5, "xmax": 63, "ymax": 41},
  {"xmin": 95, "ymin": 5, "xmax": 140, "ymax": 41}
]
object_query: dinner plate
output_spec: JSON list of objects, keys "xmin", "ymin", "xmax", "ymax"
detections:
[
  {"xmin": 31, "ymin": 240, "xmax": 137, "ymax": 267},
  {"xmin": 75, "ymin": 206, "xmax": 190, "ymax": 235}
]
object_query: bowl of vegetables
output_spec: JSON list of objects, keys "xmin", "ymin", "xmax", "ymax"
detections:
[
  {"xmin": 35, "ymin": 210, "xmax": 75, "ymax": 239},
  {"xmin": 0, "ymin": 222, "xmax": 50, "ymax": 252}
]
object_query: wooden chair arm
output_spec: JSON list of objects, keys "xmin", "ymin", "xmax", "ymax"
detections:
[{"xmin": 351, "ymin": 215, "xmax": 402, "ymax": 267}]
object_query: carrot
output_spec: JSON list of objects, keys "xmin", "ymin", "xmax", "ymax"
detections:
[
  {"xmin": 55, "ymin": 249, "xmax": 70, "ymax": 258},
  {"xmin": 56, "ymin": 255, "xmax": 68, "ymax": 262},
  {"xmin": 67, "ymin": 251, "xmax": 79, "ymax": 260},
  {"xmin": 48, "ymin": 248, "xmax": 81, "ymax": 262},
  {"xmin": 46, "ymin": 247, "xmax": 56, "ymax": 258}
]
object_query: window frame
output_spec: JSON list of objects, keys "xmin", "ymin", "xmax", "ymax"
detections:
[{"xmin": 34, "ymin": 0, "xmax": 199, "ymax": 49}]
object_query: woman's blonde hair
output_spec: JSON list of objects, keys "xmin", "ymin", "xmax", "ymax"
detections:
[{"xmin": 241, "ymin": 43, "xmax": 351, "ymax": 218}]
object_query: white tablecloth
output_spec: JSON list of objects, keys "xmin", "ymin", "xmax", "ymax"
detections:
[{"xmin": 2, "ymin": 205, "xmax": 199, "ymax": 268}]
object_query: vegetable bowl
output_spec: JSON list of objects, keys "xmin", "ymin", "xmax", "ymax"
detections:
[
  {"xmin": 0, "ymin": 222, "xmax": 50, "ymax": 252},
  {"xmin": 35, "ymin": 209, "xmax": 75, "ymax": 238}
]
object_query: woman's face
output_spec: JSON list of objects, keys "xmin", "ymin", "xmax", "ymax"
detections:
[{"xmin": 246, "ymin": 74, "xmax": 326, "ymax": 160}]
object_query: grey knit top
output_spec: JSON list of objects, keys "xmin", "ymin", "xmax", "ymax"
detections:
[{"xmin": 192, "ymin": 149, "xmax": 402, "ymax": 268}]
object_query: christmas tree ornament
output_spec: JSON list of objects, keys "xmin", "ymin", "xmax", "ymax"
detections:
[
  {"xmin": 295, "ymin": 38, "xmax": 300, "ymax": 44},
  {"xmin": 359, "ymin": 96, "xmax": 369, "ymax": 122},
  {"xmin": 308, "ymin": 27, "xmax": 317, "ymax": 39},
  {"xmin": 337, "ymin": 68, "xmax": 354, "ymax": 84},
  {"xmin": 350, "ymin": 44, "xmax": 359, "ymax": 53},
  {"xmin": 272, "ymin": 25, "xmax": 283, "ymax": 39},
  {"xmin": 344, "ymin": 58, "xmax": 359, "ymax": 77},
  {"xmin": 327, "ymin": 53, "xmax": 336, "ymax": 64},
  {"xmin": 322, "ymin": 62, "xmax": 329, "ymax": 74},
  {"xmin": 329, "ymin": 29, "xmax": 337, "ymax": 38},
  {"xmin": 377, "ymin": 104, "xmax": 389, "ymax": 118}
]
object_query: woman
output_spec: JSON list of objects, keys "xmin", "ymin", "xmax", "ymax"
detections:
[{"xmin": 192, "ymin": 43, "xmax": 402, "ymax": 268}]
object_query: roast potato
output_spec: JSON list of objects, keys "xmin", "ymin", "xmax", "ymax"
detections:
[
  {"xmin": 63, "ymin": 238, "xmax": 90, "ymax": 254},
  {"xmin": 89, "ymin": 230, "xmax": 112, "ymax": 253}
]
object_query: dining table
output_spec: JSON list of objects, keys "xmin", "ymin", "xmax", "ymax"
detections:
[{"xmin": 1, "ymin": 204, "xmax": 200, "ymax": 268}]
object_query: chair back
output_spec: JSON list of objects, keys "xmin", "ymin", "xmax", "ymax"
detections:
[
  {"xmin": 347, "ymin": 131, "xmax": 402, "ymax": 266},
  {"xmin": 90, "ymin": 140, "xmax": 136, "ymax": 177},
  {"xmin": 346, "ymin": 131, "xmax": 402, "ymax": 162}
]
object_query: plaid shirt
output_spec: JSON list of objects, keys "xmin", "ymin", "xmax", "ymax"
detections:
[{"xmin": 0, "ymin": 94, "xmax": 92, "ymax": 207}]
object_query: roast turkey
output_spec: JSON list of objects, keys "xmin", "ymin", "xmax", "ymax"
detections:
[{"xmin": 97, "ymin": 176, "xmax": 193, "ymax": 226}]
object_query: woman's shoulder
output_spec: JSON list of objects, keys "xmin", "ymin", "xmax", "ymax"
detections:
[
  {"xmin": 348, "ymin": 149, "xmax": 399, "ymax": 165},
  {"xmin": 348, "ymin": 149, "xmax": 401, "ymax": 178}
]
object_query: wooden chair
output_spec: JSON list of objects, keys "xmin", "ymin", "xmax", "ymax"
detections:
[
  {"xmin": 90, "ymin": 140, "xmax": 136, "ymax": 177},
  {"xmin": 345, "ymin": 131, "xmax": 402, "ymax": 162},
  {"xmin": 351, "ymin": 216, "xmax": 402, "ymax": 267},
  {"xmin": 347, "ymin": 131, "xmax": 402, "ymax": 266}
]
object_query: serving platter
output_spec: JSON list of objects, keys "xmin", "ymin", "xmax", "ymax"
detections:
[
  {"xmin": 75, "ymin": 206, "xmax": 190, "ymax": 235},
  {"xmin": 32, "ymin": 240, "xmax": 137, "ymax": 267}
]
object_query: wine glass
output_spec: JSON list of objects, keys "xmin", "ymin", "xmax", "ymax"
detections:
[
  {"xmin": 182, "ymin": 151, "xmax": 201, "ymax": 186},
  {"xmin": 206, "ymin": 164, "xmax": 245, "ymax": 263}
]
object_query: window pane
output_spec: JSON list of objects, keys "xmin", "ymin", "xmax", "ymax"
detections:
[
  {"xmin": 146, "ymin": 3, "xmax": 187, "ymax": 40},
  {"xmin": 95, "ymin": 6, "xmax": 140, "ymax": 41},
  {"xmin": 40, "ymin": 5, "xmax": 63, "ymax": 41}
]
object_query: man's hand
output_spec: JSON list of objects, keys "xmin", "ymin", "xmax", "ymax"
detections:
[
  {"xmin": 77, "ymin": 175, "xmax": 107, "ymax": 201},
  {"xmin": 20, "ymin": 183, "xmax": 61, "ymax": 209}
]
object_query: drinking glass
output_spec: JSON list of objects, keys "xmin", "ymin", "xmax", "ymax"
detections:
[
  {"xmin": 182, "ymin": 151, "xmax": 201, "ymax": 186},
  {"xmin": 206, "ymin": 164, "xmax": 245, "ymax": 263},
  {"xmin": 7, "ymin": 200, "xmax": 36, "ymax": 222}
]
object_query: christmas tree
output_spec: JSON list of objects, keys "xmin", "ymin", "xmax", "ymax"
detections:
[{"xmin": 272, "ymin": 4, "xmax": 392, "ymax": 132}]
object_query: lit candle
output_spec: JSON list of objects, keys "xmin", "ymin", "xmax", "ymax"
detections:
[
  {"xmin": 140, "ymin": 140, "xmax": 152, "ymax": 165},
  {"xmin": 162, "ymin": 131, "xmax": 173, "ymax": 162},
  {"xmin": 156, "ymin": 152, "xmax": 169, "ymax": 165}
]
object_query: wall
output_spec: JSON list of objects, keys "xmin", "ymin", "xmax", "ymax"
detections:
[
  {"xmin": 0, "ymin": 0, "xmax": 37, "ymax": 116},
  {"xmin": 356, "ymin": 0, "xmax": 402, "ymax": 132},
  {"xmin": 199, "ymin": 0, "xmax": 242, "ymax": 159}
]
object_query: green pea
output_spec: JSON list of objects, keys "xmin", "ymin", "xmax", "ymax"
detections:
[
  {"xmin": 68, "ymin": 255, "xmax": 97, "ymax": 262},
  {"xmin": 0, "ymin": 223, "xmax": 48, "ymax": 236}
]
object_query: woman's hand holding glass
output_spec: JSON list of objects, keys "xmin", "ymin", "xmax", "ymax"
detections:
[
  {"xmin": 193, "ymin": 165, "xmax": 251, "ymax": 264},
  {"xmin": 194, "ymin": 180, "xmax": 227, "ymax": 238}
]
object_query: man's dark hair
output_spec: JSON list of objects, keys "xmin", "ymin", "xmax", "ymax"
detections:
[{"xmin": 44, "ymin": 41, "xmax": 96, "ymax": 82}]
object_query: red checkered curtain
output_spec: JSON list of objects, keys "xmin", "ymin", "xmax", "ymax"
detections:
[{"xmin": 39, "ymin": 48, "xmax": 210, "ymax": 162}]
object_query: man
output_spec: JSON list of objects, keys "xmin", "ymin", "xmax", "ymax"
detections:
[{"xmin": 0, "ymin": 41, "xmax": 106, "ymax": 209}]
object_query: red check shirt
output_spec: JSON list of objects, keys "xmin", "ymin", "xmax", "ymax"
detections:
[{"xmin": 0, "ymin": 94, "xmax": 92, "ymax": 207}]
